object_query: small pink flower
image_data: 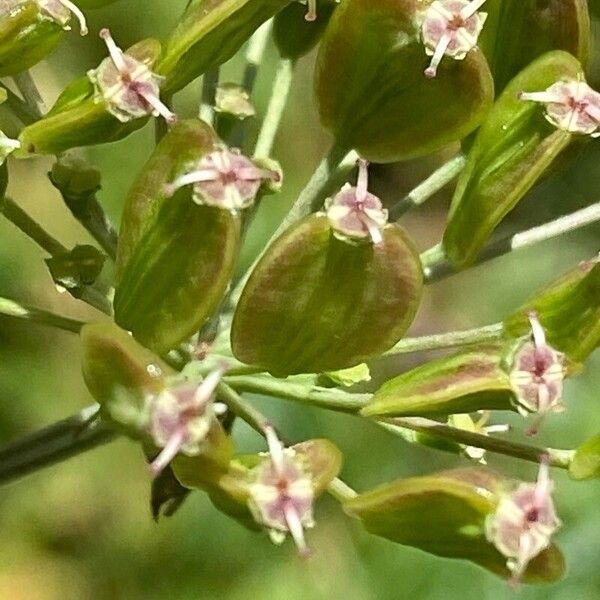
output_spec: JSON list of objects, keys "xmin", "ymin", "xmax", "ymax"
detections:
[
  {"xmin": 325, "ymin": 159, "xmax": 388, "ymax": 245},
  {"xmin": 519, "ymin": 79, "xmax": 600, "ymax": 137},
  {"xmin": 485, "ymin": 459, "xmax": 561, "ymax": 585},
  {"xmin": 38, "ymin": 0, "xmax": 88, "ymax": 35},
  {"xmin": 146, "ymin": 367, "xmax": 227, "ymax": 477},
  {"xmin": 509, "ymin": 312, "xmax": 565, "ymax": 435},
  {"xmin": 164, "ymin": 148, "xmax": 280, "ymax": 212},
  {"xmin": 89, "ymin": 29, "xmax": 176, "ymax": 125},
  {"xmin": 247, "ymin": 425, "xmax": 315, "ymax": 556},
  {"xmin": 421, "ymin": 0, "xmax": 488, "ymax": 78}
]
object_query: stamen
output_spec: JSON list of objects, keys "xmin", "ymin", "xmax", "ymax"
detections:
[
  {"xmin": 193, "ymin": 364, "xmax": 227, "ymax": 406},
  {"xmin": 356, "ymin": 158, "xmax": 369, "ymax": 203},
  {"xmin": 518, "ymin": 91, "xmax": 565, "ymax": 104},
  {"xmin": 164, "ymin": 170, "xmax": 220, "ymax": 196},
  {"xmin": 264, "ymin": 424, "xmax": 286, "ymax": 476},
  {"xmin": 135, "ymin": 86, "xmax": 177, "ymax": 124},
  {"xmin": 534, "ymin": 457, "xmax": 551, "ymax": 507},
  {"xmin": 460, "ymin": 0, "xmax": 487, "ymax": 20},
  {"xmin": 99, "ymin": 28, "xmax": 129, "ymax": 75},
  {"xmin": 283, "ymin": 501, "xmax": 311, "ymax": 557},
  {"xmin": 148, "ymin": 427, "xmax": 186, "ymax": 478},
  {"xmin": 527, "ymin": 311, "xmax": 546, "ymax": 348},
  {"xmin": 425, "ymin": 32, "xmax": 452, "ymax": 78},
  {"xmin": 57, "ymin": 0, "xmax": 88, "ymax": 35},
  {"xmin": 305, "ymin": 0, "xmax": 317, "ymax": 22},
  {"xmin": 486, "ymin": 424, "xmax": 511, "ymax": 434},
  {"xmin": 363, "ymin": 216, "xmax": 384, "ymax": 245}
]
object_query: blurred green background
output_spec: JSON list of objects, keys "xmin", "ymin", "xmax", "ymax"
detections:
[{"xmin": 0, "ymin": 1, "xmax": 599, "ymax": 599}]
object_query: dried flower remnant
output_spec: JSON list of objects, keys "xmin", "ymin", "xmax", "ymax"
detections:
[
  {"xmin": 325, "ymin": 159, "xmax": 388, "ymax": 245},
  {"xmin": 164, "ymin": 148, "xmax": 279, "ymax": 212},
  {"xmin": 519, "ymin": 79, "xmax": 600, "ymax": 137},
  {"xmin": 146, "ymin": 366, "xmax": 227, "ymax": 477},
  {"xmin": 485, "ymin": 459, "xmax": 561, "ymax": 585},
  {"xmin": 304, "ymin": 0, "xmax": 317, "ymax": 22},
  {"xmin": 421, "ymin": 0, "xmax": 488, "ymax": 78},
  {"xmin": 89, "ymin": 28, "xmax": 176, "ymax": 124},
  {"xmin": 38, "ymin": 0, "xmax": 88, "ymax": 35},
  {"xmin": 449, "ymin": 412, "xmax": 509, "ymax": 464},
  {"xmin": 0, "ymin": 133, "xmax": 20, "ymax": 164},
  {"xmin": 509, "ymin": 312, "xmax": 566, "ymax": 435},
  {"xmin": 247, "ymin": 425, "xmax": 315, "ymax": 556}
]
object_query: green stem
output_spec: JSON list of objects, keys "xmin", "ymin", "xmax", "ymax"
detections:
[
  {"xmin": 0, "ymin": 297, "xmax": 86, "ymax": 333},
  {"xmin": 242, "ymin": 20, "xmax": 273, "ymax": 93},
  {"xmin": 0, "ymin": 196, "xmax": 112, "ymax": 315},
  {"xmin": 422, "ymin": 201, "xmax": 600, "ymax": 283},
  {"xmin": 254, "ymin": 57, "xmax": 295, "ymax": 159},
  {"xmin": 0, "ymin": 405, "xmax": 115, "ymax": 486},
  {"xmin": 217, "ymin": 382, "xmax": 268, "ymax": 434},
  {"xmin": 12, "ymin": 71, "xmax": 45, "ymax": 119},
  {"xmin": 199, "ymin": 68, "xmax": 220, "ymax": 127},
  {"xmin": 383, "ymin": 323, "xmax": 505, "ymax": 356},
  {"xmin": 382, "ymin": 417, "xmax": 574, "ymax": 470},
  {"xmin": 1, "ymin": 196, "xmax": 67, "ymax": 256},
  {"xmin": 389, "ymin": 154, "xmax": 466, "ymax": 221},
  {"xmin": 223, "ymin": 374, "xmax": 573, "ymax": 470},
  {"xmin": 0, "ymin": 84, "xmax": 38, "ymax": 124},
  {"xmin": 224, "ymin": 374, "xmax": 371, "ymax": 413}
]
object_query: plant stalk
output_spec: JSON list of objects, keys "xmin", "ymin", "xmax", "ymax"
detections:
[
  {"xmin": 382, "ymin": 417, "xmax": 574, "ymax": 469},
  {"xmin": 0, "ymin": 196, "xmax": 112, "ymax": 315},
  {"xmin": 0, "ymin": 297, "xmax": 86, "ymax": 333},
  {"xmin": 389, "ymin": 154, "xmax": 466, "ymax": 221},
  {"xmin": 199, "ymin": 68, "xmax": 220, "ymax": 126},
  {"xmin": 254, "ymin": 57, "xmax": 295, "ymax": 159},
  {"xmin": 1, "ymin": 196, "xmax": 67, "ymax": 256},
  {"xmin": 383, "ymin": 323, "xmax": 505, "ymax": 356},
  {"xmin": 422, "ymin": 202, "xmax": 600, "ymax": 283},
  {"xmin": 0, "ymin": 84, "xmax": 39, "ymax": 124},
  {"xmin": 0, "ymin": 406, "xmax": 115, "ymax": 486},
  {"xmin": 12, "ymin": 71, "xmax": 45, "ymax": 119}
]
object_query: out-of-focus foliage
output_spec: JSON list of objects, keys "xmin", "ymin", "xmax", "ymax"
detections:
[{"xmin": 0, "ymin": 2, "xmax": 599, "ymax": 599}]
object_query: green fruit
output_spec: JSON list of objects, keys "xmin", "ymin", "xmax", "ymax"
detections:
[
  {"xmin": 232, "ymin": 215, "xmax": 423, "ymax": 375},
  {"xmin": 315, "ymin": 0, "xmax": 494, "ymax": 162},
  {"xmin": 443, "ymin": 51, "xmax": 582, "ymax": 267}
]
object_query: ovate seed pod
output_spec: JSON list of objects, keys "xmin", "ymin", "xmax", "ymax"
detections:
[
  {"xmin": 344, "ymin": 466, "xmax": 565, "ymax": 583},
  {"xmin": 232, "ymin": 161, "xmax": 423, "ymax": 375},
  {"xmin": 115, "ymin": 120, "xmax": 278, "ymax": 354},
  {"xmin": 315, "ymin": 0, "xmax": 494, "ymax": 162},
  {"xmin": 443, "ymin": 51, "xmax": 587, "ymax": 267}
]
